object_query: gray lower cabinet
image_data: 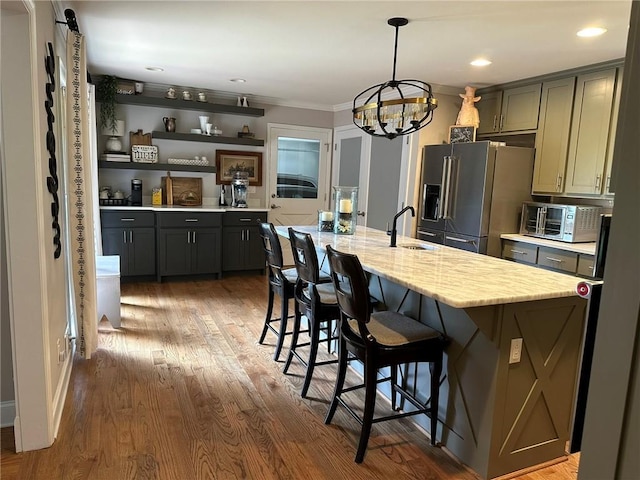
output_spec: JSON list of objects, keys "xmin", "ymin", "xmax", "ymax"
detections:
[
  {"xmin": 101, "ymin": 210, "xmax": 156, "ymax": 276},
  {"xmin": 222, "ymin": 212, "xmax": 266, "ymax": 272},
  {"xmin": 502, "ymin": 239, "xmax": 595, "ymax": 278},
  {"xmin": 156, "ymin": 212, "xmax": 222, "ymax": 279}
]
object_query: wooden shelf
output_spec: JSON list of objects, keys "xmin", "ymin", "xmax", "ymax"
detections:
[
  {"xmin": 113, "ymin": 94, "xmax": 264, "ymax": 117},
  {"xmin": 98, "ymin": 161, "xmax": 217, "ymax": 174},
  {"xmin": 151, "ymin": 131, "xmax": 264, "ymax": 147}
]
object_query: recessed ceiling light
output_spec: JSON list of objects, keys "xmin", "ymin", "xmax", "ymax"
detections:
[
  {"xmin": 577, "ymin": 27, "xmax": 607, "ymax": 37},
  {"xmin": 230, "ymin": 78, "xmax": 246, "ymax": 83},
  {"xmin": 145, "ymin": 66, "xmax": 164, "ymax": 72},
  {"xmin": 470, "ymin": 59, "xmax": 492, "ymax": 67}
]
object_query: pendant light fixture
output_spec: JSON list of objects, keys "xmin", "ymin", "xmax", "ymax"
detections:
[{"xmin": 353, "ymin": 17, "xmax": 438, "ymax": 140}]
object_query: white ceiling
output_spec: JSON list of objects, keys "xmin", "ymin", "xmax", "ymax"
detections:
[{"xmin": 66, "ymin": 1, "xmax": 632, "ymax": 110}]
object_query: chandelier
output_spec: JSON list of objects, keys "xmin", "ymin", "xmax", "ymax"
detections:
[{"xmin": 353, "ymin": 17, "xmax": 438, "ymax": 140}]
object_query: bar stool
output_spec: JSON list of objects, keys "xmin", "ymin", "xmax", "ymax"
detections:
[
  {"xmin": 324, "ymin": 245, "xmax": 449, "ymax": 463},
  {"xmin": 284, "ymin": 228, "xmax": 340, "ymax": 398},
  {"xmin": 257, "ymin": 222, "xmax": 298, "ymax": 361}
]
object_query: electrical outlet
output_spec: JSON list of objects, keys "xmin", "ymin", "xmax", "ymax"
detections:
[{"xmin": 509, "ymin": 338, "xmax": 523, "ymax": 364}]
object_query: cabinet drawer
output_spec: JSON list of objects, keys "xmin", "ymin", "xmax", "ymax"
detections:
[
  {"xmin": 577, "ymin": 254, "xmax": 596, "ymax": 277},
  {"xmin": 157, "ymin": 212, "xmax": 222, "ymax": 228},
  {"xmin": 502, "ymin": 240, "xmax": 538, "ymax": 264},
  {"xmin": 101, "ymin": 210, "xmax": 155, "ymax": 228},
  {"xmin": 537, "ymin": 247, "xmax": 578, "ymax": 273},
  {"xmin": 223, "ymin": 211, "xmax": 266, "ymax": 226}
]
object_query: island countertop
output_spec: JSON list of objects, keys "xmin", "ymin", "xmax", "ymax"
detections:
[{"xmin": 277, "ymin": 226, "xmax": 582, "ymax": 309}]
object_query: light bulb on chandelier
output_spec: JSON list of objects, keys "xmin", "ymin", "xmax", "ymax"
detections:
[{"xmin": 352, "ymin": 17, "xmax": 437, "ymax": 140}]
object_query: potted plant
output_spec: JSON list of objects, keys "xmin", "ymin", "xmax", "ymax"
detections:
[{"xmin": 97, "ymin": 75, "xmax": 119, "ymax": 133}]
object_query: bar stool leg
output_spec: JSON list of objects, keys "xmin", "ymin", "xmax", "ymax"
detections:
[
  {"xmin": 355, "ymin": 362, "xmax": 378, "ymax": 463},
  {"xmin": 301, "ymin": 314, "xmax": 321, "ymax": 398},
  {"xmin": 325, "ymin": 335, "xmax": 348, "ymax": 424},
  {"xmin": 259, "ymin": 284, "xmax": 275, "ymax": 345},
  {"xmin": 283, "ymin": 303, "xmax": 302, "ymax": 374},
  {"xmin": 430, "ymin": 359, "xmax": 443, "ymax": 446},
  {"xmin": 273, "ymin": 294, "xmax": 289, "ymax": 361}
]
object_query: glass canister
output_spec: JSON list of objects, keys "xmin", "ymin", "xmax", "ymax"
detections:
[
  {"xmin": 333, "ymin": 186, "xmax": 358, "ymax": 235},
  {"xmin": 318, "ymin": 210, "xmax": 334, "ymax": 232},
  {"xmin": 231, "ymin": 171, "xmax": 249, "ymax": 208}
]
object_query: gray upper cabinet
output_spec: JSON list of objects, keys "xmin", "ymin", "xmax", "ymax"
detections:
[
  {"xmin": 532, "ymin": 77, "xmax": 576, "ymax": 194},
  {"xmin": 564, "ymin": 68, "xmax": 616, "ymax": 195},
  {"xmin": 477, "ymin": 84, "xmax": 541, "ymax": 134}
]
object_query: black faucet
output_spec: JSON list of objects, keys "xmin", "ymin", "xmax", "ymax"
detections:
[{"xmin": 389, "ymin": 206, "xmax": 415, "ymax": 247}]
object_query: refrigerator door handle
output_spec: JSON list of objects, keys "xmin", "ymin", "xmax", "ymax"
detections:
[
  {"xmin": 442, "ymin": 156, "xmax": 453, "ymax": 219},
  {"xmin": 421, "ymin": 183, "xmax": 427, "ymax": 220},
  {"xmin": 439, "ymin": 157, "xmax": 448, "ymax": 219},
  {"xmin": 445, "ymin": 235, "xmax": 476, "ymax": 245}
]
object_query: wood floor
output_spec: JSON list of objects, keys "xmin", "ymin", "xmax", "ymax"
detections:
[{"xmin": 0, "ymin": 275, "xmax": 579, "ymax": 480}]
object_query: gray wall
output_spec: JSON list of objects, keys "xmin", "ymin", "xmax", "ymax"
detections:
[{"xmin": 578, "ymin": 1, "xmax": 640, "ymax": 478}]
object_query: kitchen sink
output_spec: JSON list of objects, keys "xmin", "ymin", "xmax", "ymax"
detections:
[{"xmin": 398, "ymin": 244, "xmax": 437, "ymax": 251}]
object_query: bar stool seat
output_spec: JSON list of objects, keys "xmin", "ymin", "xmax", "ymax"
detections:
[{"xmin": 324, "ymin": 244, "xmax": 449, "ymax": 463}]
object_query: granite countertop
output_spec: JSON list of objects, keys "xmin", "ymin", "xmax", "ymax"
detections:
[
  {"xmin": 500, "ymin": 233, "xmax": 596, "ymax": 255},
  {"xmin": 276, "ymin": 226, "xmax": 582, "ymax": 309},
  {"xmin": 99, "ymin": 205, "xmax": 270, "ymax": 213}
]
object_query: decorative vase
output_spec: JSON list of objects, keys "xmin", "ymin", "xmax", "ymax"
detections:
[
  {"xmin": 105, "ymin": 136, "xmax": 122, "ymax": 152},
  {"xmin": 333, "ymin": 186, "xmax": 358, "ymax": 235}
]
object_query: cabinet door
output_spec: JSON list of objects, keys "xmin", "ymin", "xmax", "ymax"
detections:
[
  {"xmin": 565, "ymin": 69, "xmax": 616, "ymax": 194},
  {"xmin": 222, "ymin": 226, "xmax": 244, "ymax": 271},
  {"xmin": 158, "ymin": 229, "xmax": 191, "ymax": 276},
  {"xmin": 130, "ymin": 228, "xmax": 156, "ymax": 276},
  {"xmin": 532, "ymin": 77, "xmax": 576, "ymax": 194},
  {"xmin": 477, "ymin": 91, "xmax": 502, "ymax": 134},
  {"xmin": 102, "ymin": 228, "xmax": 130, "ymax": 275},
  {"xmin": 604, "ymin": 67, "xmax": 623, "ymax": 194},
  {"xmin": 191, "ymin": 228, "xmax": 221, "ymax": 275},
  {"xmin": 500, "ymin": 84, "xmax": 541, "ymax": 132},
  {"xmin": 244, "ymin": 226, "xmax": 265, "ymax": 270}
]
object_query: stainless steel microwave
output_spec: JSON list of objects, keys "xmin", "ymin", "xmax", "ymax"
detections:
[{"xmin": 519, "ymin": 202, "xmax": 602, "ymax": 242}]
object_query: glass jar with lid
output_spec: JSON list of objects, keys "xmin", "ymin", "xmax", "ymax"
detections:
[{"xmin": 332, "ymin": 186, "xmax": 358, "ymax": 235}]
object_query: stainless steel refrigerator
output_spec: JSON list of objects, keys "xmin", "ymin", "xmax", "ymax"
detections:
[{"xmin": 417, "ymin": 141, "xmax": 534, "ymax": 256}]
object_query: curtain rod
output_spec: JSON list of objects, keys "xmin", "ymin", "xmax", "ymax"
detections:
[{"xmin": 56, "ymin": 8, "xmax": 79, "ymax": 33}]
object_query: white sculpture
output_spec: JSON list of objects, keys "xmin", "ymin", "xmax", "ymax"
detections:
[{"xmin": 456, "ymin": 86, "xmax": 481, "ymax": 128}]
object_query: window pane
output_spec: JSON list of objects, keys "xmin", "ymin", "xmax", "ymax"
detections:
[{"xmin": 276, "ymin": 137, "xmax": 320, "ymax": 199}]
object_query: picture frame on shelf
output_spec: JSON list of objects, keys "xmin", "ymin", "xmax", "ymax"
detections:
[
  {"xmin": 448, "ymin": 125, "xmax": 476, "ymax": 144},
  {"xmin": 215, "ymin": 150, "xmax": 263, "ymax": 186}
]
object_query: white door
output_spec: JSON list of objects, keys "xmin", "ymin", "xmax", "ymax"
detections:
[
  {"xmin": 333, "ymin": 125, "xmax": 413, "ymax": 233},
  {"xmin": 267, "ymin": 124, "xmax": 332, "ymax": 262}
]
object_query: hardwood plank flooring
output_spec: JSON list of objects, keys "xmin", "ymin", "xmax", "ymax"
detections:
[{"xmin": 0, "ymin": 275, "xmax": 579, "ymax": 479}]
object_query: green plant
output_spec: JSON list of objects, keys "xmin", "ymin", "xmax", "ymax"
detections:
[{"xmin": 97, "ymin": 75, "xmax": 118, "ymax": 133}]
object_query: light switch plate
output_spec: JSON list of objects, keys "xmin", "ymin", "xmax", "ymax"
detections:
[{"xmin": 509, "ymin": 338, "xmax": 523, "ymax": 364}]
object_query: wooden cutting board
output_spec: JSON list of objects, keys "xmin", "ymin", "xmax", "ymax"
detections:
[{"xmin": 161, "ymin": 176, "xmax": 202, "ymax": 206}]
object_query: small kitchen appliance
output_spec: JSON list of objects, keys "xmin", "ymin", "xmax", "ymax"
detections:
[
  {"xmin": 231, "ymin": 171, "xmax": 249, "ymax": 208},
  {"xmin": 131, "ymin": 178, "xmax": 142, "ymax": 206},
  {"xmin": 519, "ymin": 202, "xmax": 601, "ymax": 243}
]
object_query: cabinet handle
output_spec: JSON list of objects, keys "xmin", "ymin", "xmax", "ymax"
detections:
[
  {"xmin": 184, "ymin": 219, "xmax": 199, "ymax": 222},
  {"xmin": 606, "ymin": 175, "xmax": 611, "ymax": 192},
  {"xmin": 129, "ymin": 231, "xmax": 133, "ymax": 243},
  {"xmin": 246, "ymin": 229, "xmax": 250, "ymax": 241},
  {"xmin": 499, "ymin": 114, "xmax": 504, "ymax": 131},
  {"xmin": 595, "ymin": 174, "xmax": 602, "ymax": 190},
  {"xmin": 192, "ymin": 231, "xmax": 196, "ymax": 243},
  {"xmin": 239, "ymin": 218, "xmax": 252, "ymax": 222},
  {"xmin": 556, "ymin": 174, "xmax": 562, "ymax": 192},
  {"xmin": 492, "ymin": 115, "xmax": 497, "ymax": 131},
  {"xmin": 445, "ymin": 235, "xmax": 475, "ymax": 244},
  {"xmin": 123, "ymin": 231, "xmax": 127, "ymax": 244},
  {"xmin": 545, "ymin": 257, "xmax": 563, "ymax": 263},
  {"xmin": 120, "ymin": 218, "xmax": 135, "ymax": 222},
  {"xmin": 187, "ymin": 231, "xmax": 191, "ymax": 243},
  {"xmin": 510, "ymin": 249, "xmax": 527, "ymax": 255},
  {"xmin": 241, "ymin": 230, "xmax": 245, "ymax": 241}
]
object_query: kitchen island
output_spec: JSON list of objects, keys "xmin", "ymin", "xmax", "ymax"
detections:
[{"xmin": 276, "ymin": 225, "xmax": 586, "ymax": 479}]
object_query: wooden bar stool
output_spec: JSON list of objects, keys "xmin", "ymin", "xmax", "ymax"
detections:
[
  {"xmin": 324, "ymin": 245, "xmax": 449, "ymax": 463},
  {"xmin": 257, "ymin": 222, "xmax": 298, "ymax": 361},
  {"xmin": 284, "ymin": 228, "xmax": 340, "ymax": 398}
]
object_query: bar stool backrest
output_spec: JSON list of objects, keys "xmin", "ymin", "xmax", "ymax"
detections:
[
  {"xmin": 259, "ymin": 222, "xmax": 287, "ymax": 286},
  {"xmin": 288, "ymin": 228, "xmax": 321, "ymax": 285}
]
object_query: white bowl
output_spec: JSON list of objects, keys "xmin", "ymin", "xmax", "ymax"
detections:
[{"xmin": 190, "ymin": 128, "xmax": 202, "ymax": 134}]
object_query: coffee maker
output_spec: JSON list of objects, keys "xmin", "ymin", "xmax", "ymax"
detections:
[
  {"xmin": 131, "ymin": 178, "xmax": 142, "ymax": 206},
  {"xmin": 231, "ymin": 171, "xmax": 249, "ymax": 208}
]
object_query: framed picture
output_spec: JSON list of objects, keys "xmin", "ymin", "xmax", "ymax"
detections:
[
  {"xmin": 215, "ymin": 150, "xmax": 263, "ymax": 186},
  {"xmin": 448, "ymin": 125, "xmax": 476, "ymax": 144}
]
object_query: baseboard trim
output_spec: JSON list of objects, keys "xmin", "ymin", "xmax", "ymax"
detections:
[
  {"xmin": 0, "ymin": 400, "xmax": 16, "ymax": 428},
  {"xmin": 51, "ymin": 343, "xmax": 74, "ymax": 439}
]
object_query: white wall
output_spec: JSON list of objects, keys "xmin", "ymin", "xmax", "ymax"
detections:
[{"xmin": 1, "ymin": 0, "xmax": 71, "ymax": 449}]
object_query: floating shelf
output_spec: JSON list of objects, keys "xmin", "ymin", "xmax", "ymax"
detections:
[
  {"xmin": 151, "ymin": 131, "xmax": 264, "ymax": 147},
  {"xmin": 113, "ymin": 94, "xmax": 264, "ymax": 117},
  {"xmin": 98, "ymin": 161, "xmax": 217, "ymax": 174}
]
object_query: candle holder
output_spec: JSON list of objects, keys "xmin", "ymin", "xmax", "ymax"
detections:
[
  {"xmin": 318, "ymin": 210, "xmax": 334, "ymax": 232},
  {"xmin": 332, "ymin": 186, "xmax": 358, "ymax": 235}
]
